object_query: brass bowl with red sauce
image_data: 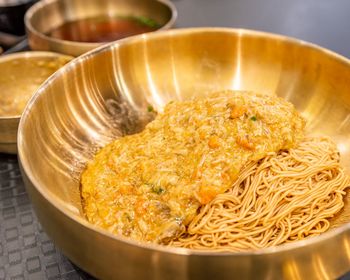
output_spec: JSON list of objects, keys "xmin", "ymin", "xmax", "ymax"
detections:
[{"xmin": 25, "ymin": 0, "xmax": 177, "ymax": 57}]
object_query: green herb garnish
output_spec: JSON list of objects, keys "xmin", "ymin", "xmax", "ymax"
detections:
[
  {"xmin": 152, "ymin": 186, "xmax": 165, "ymax": 195},
  {"xmin": 250, "ymin": 116, "xmax": 257, "ymax": 121},
  {"xmin": 135, "ymin": 16, "xmax": 160, "ymax": 28},
  {"xmin": 124, "ymin": 213, "xmax": 133, "ymax": 222},
  {"xmin": 147, "ymin": 105, "xmax": 154, "ymax": 112}
]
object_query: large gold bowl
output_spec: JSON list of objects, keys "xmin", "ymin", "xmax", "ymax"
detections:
[{"xmin": 18, "ymin": 28, "xmax": 350, "ymax": 279}]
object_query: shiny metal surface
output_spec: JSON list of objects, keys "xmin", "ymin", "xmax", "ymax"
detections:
[
  {"xmin": 25, "ymin": 0, "xmax": 177, "ymax": 57},
  {"xmin": 0, "ymin": 51, "xmax": 72, "ymax": 154},
  {"xmin": 18, "ymin": 28, "xmax": 350, "ymax": 279}
]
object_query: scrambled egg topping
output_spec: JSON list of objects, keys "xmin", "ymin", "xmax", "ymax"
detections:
[{"xmin": 81, "ymin": 90, "xmax": 305, "ymax": 243}]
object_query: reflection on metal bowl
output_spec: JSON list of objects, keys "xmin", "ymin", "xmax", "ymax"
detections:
[
  {"xmin": 0, "ymin": 51, "xmax": 72, "ymax": 154},
  {"xmin": 18, "ymin": 28, "xmax": 350, "ymax": 279},
  {"xmin": 25, "ymin": 0, "xmax": 177, "ymax": 57}
]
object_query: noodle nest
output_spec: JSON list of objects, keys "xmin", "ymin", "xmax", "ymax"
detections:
[{"xmin": 169, "ymin": 137, "xmax": 350, "ymax": 251}]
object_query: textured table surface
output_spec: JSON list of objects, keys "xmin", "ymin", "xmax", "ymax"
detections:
[
  {"xmin": 0, "ymin": 155, "xmax": 91, "ymax": 279},
  {"xmin": 1, "ymin": 0, "xmax": 350, "ymax": 279}
]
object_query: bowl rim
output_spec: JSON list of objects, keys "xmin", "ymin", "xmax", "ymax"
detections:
[
  {"xmin": 0, "ymin": 50, "xmax": 73, "ymax": 120},
  {"xmin": 17, "ymin": 27, "xmax": 350, "ymax": 257},
  {"xmin": 24, "ymin": 0, "xmax": 178, "ymax": 48}
]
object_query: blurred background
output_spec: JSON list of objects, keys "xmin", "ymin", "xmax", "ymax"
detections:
[{"xmin": 1, "ymin": 0, "xmax": 350, "ymax": 57}]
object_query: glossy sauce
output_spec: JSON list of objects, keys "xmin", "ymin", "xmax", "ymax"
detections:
[
  {"xmin": 81, "ymin": 91, "xmax": 306, "ymax": 243},
  {"xmin": 48, "ymin": 17, "xmax": 159, "ymax": 43}
]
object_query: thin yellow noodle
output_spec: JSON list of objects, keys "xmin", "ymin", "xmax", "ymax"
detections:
[{"xmin": 169, "ymin": 137, "xmax": 350, "ymax": 252}]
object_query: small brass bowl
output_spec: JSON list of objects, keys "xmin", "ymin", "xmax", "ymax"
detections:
[
  {"xmin": 0, "ymin": 51, "xmax": 72, "ymax": 154},
  {"xmin": 25, "ymin": 0, "xmax": 177, "ymax": 57}
]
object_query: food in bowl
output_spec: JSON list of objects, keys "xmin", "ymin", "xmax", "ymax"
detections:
[
  {"xmin": 81, "ymin": 90, "xmax": 349, "ymax": 250},
  {"xmin": 47, "ymin": 16, "xmax": 160, "ymax": 43},
  {"xmin": 25, "ymin": 0, "xmax": 177, "ymax": 57},
  {"xmin": 0, "ymin": 54, "xmax": 71, "ymax": 116},
  {"xmin": 170, "ymin": 136, "xmax": 347, "ymax": 251}
]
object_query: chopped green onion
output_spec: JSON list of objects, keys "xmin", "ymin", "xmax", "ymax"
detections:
[
  {"xmin": 135, "ymin": 16, "xmax": 160, "ymax": 28},
  {"xmin": 250, "ymin": 116, "xmax": 257, "ymax": 121},
  {"xmin": 124, "ymin": 213, "xmax": 133, "ymax": 221},
  {"xmin": 152, "ymin": 186, "xmax": 165, "ymax": 195},
  {"xmin": 147, "ymin": 105, "xmax": 154, "ymax": 112}
]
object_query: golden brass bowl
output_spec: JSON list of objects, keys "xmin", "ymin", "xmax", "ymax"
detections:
[
  {"xmin": 25, "ymin": 0, "xmax": 177, "ymax": 57},
  {"xmin": 18, "ymin": 28, "xmax": 350, "ymax": 279},
  {"xmin": 0, "ymin": 51, "xmax": 72, "ymax": 154}
]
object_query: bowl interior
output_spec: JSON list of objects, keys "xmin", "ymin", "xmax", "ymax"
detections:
[
  {"xmin": 18, "ymin": 28, "xmax": 350, "ymax": 236},
  {"xmin": 0, "ymin": 52, "xmax": 72, "ymax": 117}
]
